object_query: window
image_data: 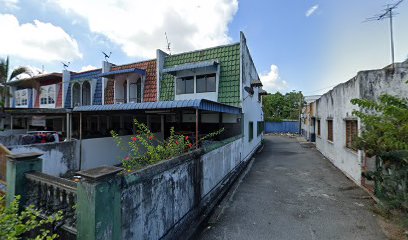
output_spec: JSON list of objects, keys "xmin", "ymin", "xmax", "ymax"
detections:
[
  {"xmin": 327, "ymin": 119, "xmax": 333, "ymax": 142},
  {"xmin": 346, "ymin": 120, "xmax": 358, "ymax": 150},
  {"xmin": 257, "ymin": 121, "xmax": 264, "ymax": 136},
  {"xmin": 82, "ymin": 81, "xmax": 91, "ymax": 106},
  {"xmin": 176, "ymin": 76, "xmax": 194, "ymax": 94},
  {"xmin": 40, "ymin": 85, "xmax": 55, "ymax": 106},
  {"xmin": 196, "ymin": 73, "xmax": 216, "ymax": 93},
  {"xmin": 72, "ymin": 83, "xmax": 81, "ymax": 107},
  {"xmin": 317, "ymin": 119, "xmax": 321, "ymax": 136},
  {"xmin": 15, "ymin": 90, "xmax": 28, "ymax": 107},
  {"xmin": 249, "ymin": 121, "xmax": 253, "ymax": 142}
]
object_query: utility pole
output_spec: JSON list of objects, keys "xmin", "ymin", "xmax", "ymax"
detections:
[
  {"xmin": 298, "ymin": 91, "xmax": 302, "ymax": 136},
  {"xmin": 365, "ymin": 0, "xmax": 404, "ymax": 66}
]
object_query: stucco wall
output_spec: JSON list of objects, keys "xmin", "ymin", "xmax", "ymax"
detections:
[
  {"xmin": 315, "ymin": 76, "xmax": 362, "ymax": 184},
  {"xmin": 120, "ymin": 136, "xmax": 254, "ymax": 240},
  {"xmin": 240, "ymin": 33, "xmax": 263, "ymax": 161},
  {"xmin": 315, "ymin": 61, "xmax": 408, "ymax": 185},
  {"xmin": 9, "ymin": 141, "xmax": 79, "ymax": 177},
  {"xmin": 80, "ymin": 133, "xmax": 164, "ymax": 170}
]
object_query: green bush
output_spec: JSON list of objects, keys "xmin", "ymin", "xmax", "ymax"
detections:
[{"xmin": 0, "ymin": 195, "xmax": 62, "ymax": 240}]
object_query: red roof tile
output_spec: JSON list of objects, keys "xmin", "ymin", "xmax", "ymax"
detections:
[{"xmin": 111, "ymin": 60, "xmax": 157, "ymax": 102}]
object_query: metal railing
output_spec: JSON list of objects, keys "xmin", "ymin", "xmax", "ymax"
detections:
[{"xmin": 25, "ymin": 172, "xmax": 77, "ymax": 234}]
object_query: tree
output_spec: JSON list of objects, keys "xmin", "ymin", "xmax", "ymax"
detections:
[
  {"xmin": 263, "ymin": 91, "xmax": 303, "ymax": 121},
  {"xmin": 351, "ymin": 94, "xmax": 408, "ymax": 157},
  {"xmin": 0, "ymin": 57, "xmax": 32, "ymax": 112},
  {"xmin": 351, "ymin": 92, "xmax": 408, "ymax": 211}
]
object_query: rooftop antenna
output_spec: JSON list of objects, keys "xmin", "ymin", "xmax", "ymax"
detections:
[
  {"xmin": 364, "ymin": 0, "xmax": 404, "ymax": 65},
  {"xmin": 102, "ymin": 51, "xmax": 112, "ymax": 62},
  {"xmin": 61, "ymin": 61, "xmax": 70, "ymax": 70},
  {"xmin": 165, "ymin": 32, "xmax": 171, "ymax": 55}
]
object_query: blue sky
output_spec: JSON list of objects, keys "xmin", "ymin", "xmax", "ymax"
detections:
[{"xmin": 1, "ymin": 0, "xmax": 407, "ymax": 95}]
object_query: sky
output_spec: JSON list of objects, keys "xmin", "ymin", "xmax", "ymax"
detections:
[{"xmin": 0, "ymin": 0, "xmax": 407, "ymax": 95}]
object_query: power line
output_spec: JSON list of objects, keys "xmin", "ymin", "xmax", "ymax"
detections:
[
  {"xmin": 303, "ymin": 83, "xmax": 339, "ymax": 95},
  {"xmin": 364, "ymin": 0, "xmax": 405, "ymax": 65}
]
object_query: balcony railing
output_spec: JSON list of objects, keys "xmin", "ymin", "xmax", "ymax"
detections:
[{"xmin": 25, "ymin": 172, "xmax": 77, "ymax": 234}]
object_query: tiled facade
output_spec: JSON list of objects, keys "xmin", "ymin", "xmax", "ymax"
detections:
[
  {"xmin": 107, "ymin": 59, "xmax": 157, "ymax": 103},
  {"xmin": 65, "ymin": 69, "xmax": 102, "ymax": 108},
  {"xmin": 160, "ymin": 44, "xmax": 241, "ymax": 107}
]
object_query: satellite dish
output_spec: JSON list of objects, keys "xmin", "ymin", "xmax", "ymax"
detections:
[{"xmin": 244, "ymin": 86, "xmax": 254, "ymax": 95}]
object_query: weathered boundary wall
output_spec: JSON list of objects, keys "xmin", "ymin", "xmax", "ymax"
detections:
[
  {"xmin": 120, "ymin": 136, "xmax": 257, "ymax": 240},
  {"xmin": 80, "ymin": 133, "xmax": 164, "ymax": 170},
  {"xmin": 315, "ymin": 61, "xmax": 408, "ymax": 185},
  {"xmin": 9, "ymin": 141, "xmax": 79, "ymax": 177},
  {"xmin": 0, "ymin": 134, "xmax": 24, "ymax": 146}
]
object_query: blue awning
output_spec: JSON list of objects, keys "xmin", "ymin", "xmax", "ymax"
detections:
[
  {"xmin": 162, "ymin": 60, "xmax": 218, "ymax": 75},
  {"xmin": 99, "ymin": 68, "xmax": 146, "ymax": 78},
  {"xmin": 73, "ymin": 99, "xmax": 241, "ymax": 115}
]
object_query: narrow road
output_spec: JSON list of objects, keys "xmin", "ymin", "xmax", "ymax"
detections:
[{"xmin": 199, "ymin": 135, "xmax": 386, "ymax": 240}]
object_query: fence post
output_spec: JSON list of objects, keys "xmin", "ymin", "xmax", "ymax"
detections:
[
  {"xmin": 6, "ymin": 152, "xmax": 43, "ymax": 206},
  {"xmin": 76, "ymin": 166, "xmax": 122, "ymax": 240}
]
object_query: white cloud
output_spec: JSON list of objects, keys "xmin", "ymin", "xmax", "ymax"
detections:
[
  {"xmin": 305, "ymin": 4, "xmax": 319, "ymax": 17},
  {"xmin": 52, "ymin": 0, "xmax": 238, "ymax": 58},
  {"xmin": 260, "ymin": 64, "xmax": 288, "ymax": 93},
  {"xmin": 80, "ymin": 65, "xmax": 97, "ymax": 72},
  {"xmin": 0, "ymin": 14, "xmax": 82, "ymax": 62},
  {"xmin": 0, "ymin": 0, "xmax": 19, "ymax": 9}
]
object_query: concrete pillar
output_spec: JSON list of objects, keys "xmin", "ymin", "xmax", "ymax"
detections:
[
  {"xmin": 6, "ymin": 152, "xmax": 43, "ymax": 207},
  {"xmin": 76, "ymin": 166, "xmax": 122, "ymax": 240}
]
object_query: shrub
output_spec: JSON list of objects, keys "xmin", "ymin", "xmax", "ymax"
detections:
[
  {"xmin": 111, "ymin": 119, "xmax": 223, "ymax": 171},
  {"xmin": 0, "ymin": 195, "xmax": 62, "ymax": 240}
]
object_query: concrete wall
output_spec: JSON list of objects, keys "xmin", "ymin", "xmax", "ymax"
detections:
[
  {"xmin": 315, "ymin": 61, "xmax": 408, "ymax": 185},
  {"xmin": 120, "ymin": 136, "xmax": 256, "ymax": 240},
  {"xmin": 315, "ymin": 77, "xmax": 362, "ymax": 184},
  {"xmin": 240, "ymin": 32, "xmax": 264, "ymax": 161},
  {"xmin": 80, "ymin": 133, "xmax": 164, "ymax": 170},
  {"xmin": 9, "ymin": 141, "xmax": 79, "ymax": 177},
  {"xmin": 201, "ymin": 138, "xmax": 242, "ymax": 196}
]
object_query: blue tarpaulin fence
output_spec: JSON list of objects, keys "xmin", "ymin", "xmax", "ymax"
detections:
[{"xmin": 265, "ymin": 121, "xmax": 299, "ymax": 134}]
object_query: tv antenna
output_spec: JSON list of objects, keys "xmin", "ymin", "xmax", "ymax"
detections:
[
  {"xmin": 61, "ymin": 61, "xmax": 70, "ymax": 70},
  {"xmin": 102, "ymin": 51, "xmax": 112, "ymax": 62},
  {"xmin": 364, "ymin": 0, "xmax": 405, "ymax": 65},
  {"xmin": 165, "ymin": 32, "xmax": 171, "ymax": 55}
]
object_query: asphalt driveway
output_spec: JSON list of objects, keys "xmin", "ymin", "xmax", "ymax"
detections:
[{"xmin": 198, "ymin": 135, "xmax": 386, "ymax": 240}]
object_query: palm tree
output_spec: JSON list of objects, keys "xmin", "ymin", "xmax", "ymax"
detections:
[{"xmin": 0, "ymin": 56, "xmax": 32, "ymax": 112}]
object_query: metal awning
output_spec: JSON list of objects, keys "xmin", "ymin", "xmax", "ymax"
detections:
[
  {"xmin": 5, "ymin": 108, "xmax": 72, "ymax": 115},
  {"xmin": 73, "ymin": 99, "xmax": 241, "ymax": 114},
  {"xmin": 162, "ymin": 60, "xmax": 218, "ymax": 75},
  {"xmin": 99, "ymin": 68, "xmax": 146, "ymax": 78}
]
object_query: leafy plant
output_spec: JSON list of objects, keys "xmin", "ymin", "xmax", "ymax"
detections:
[
  {"xmin": 0, "ymin": 195, "xmax": 62, "ymax": 240},
  {"xmin": 111, "ymin": 119, "xmax": 224, "ymax": 171},
  {"xmin": 352, "ymin": 92, "xmax": 408, "ymax": 212},
  {"xmin": 351, "ymin": 94, "xmax": 408, "ymax": 157}
]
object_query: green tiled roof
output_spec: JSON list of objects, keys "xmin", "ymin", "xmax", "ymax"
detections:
[{"xmin": 160, "ymin": 43, "xmax": 241, "ymax": 107}]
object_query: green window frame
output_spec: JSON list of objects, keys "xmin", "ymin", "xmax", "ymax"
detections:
[{"xmin": 249, "ymin": 121, "xmax": 254, "ymax": 142}]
